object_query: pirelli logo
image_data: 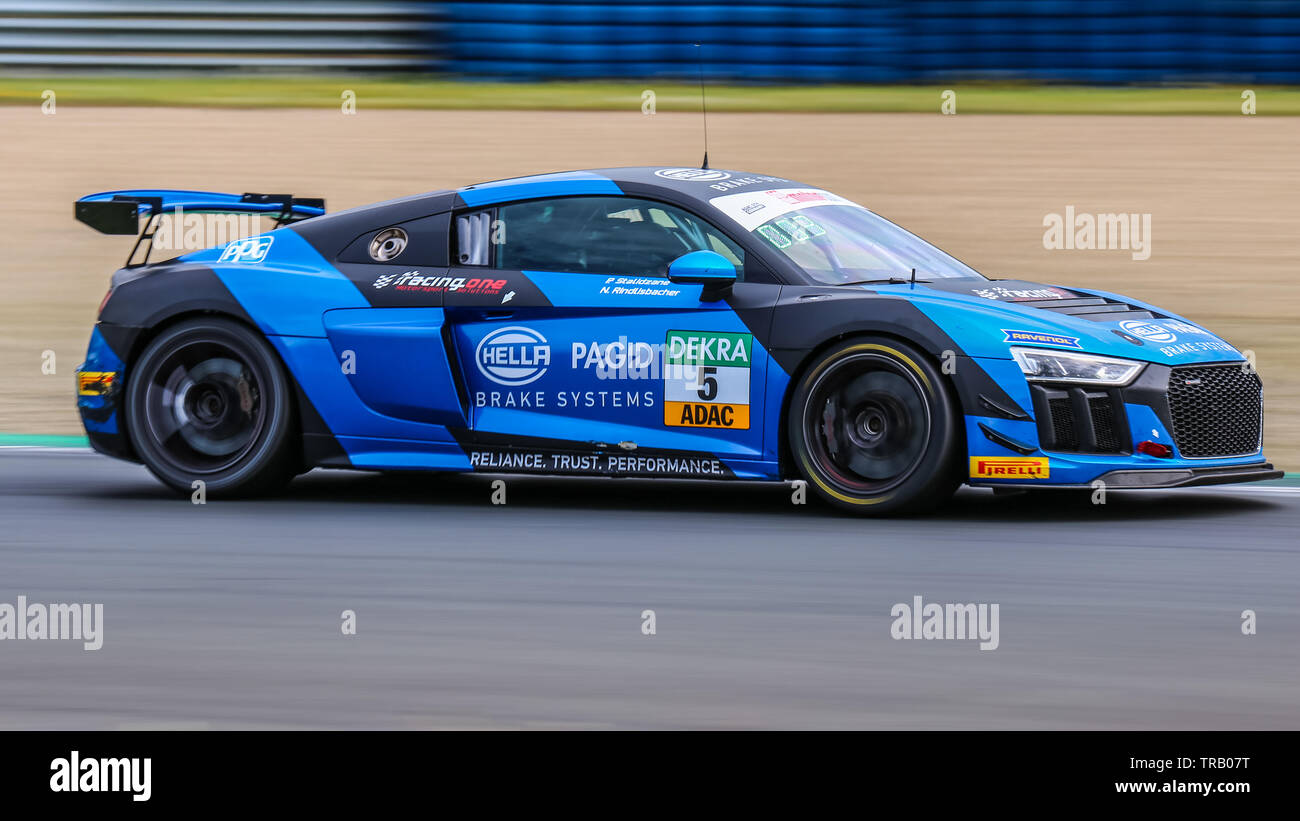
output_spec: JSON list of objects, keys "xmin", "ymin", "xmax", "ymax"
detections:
[
  {"xmin": 970, "ymin": 456, "xmax": 1050, "ymax": 480},
  {"xmin": 663, "ymin": 330, "xmax": 752, "ymax": 429},
  {"xmin": 77, "ymin": 371, "xmax": 117, "ymax": 396}
]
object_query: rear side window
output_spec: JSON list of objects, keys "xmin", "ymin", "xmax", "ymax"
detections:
[
  {"xmin": 466, "ymin": 196, "xmax": 746, "ymax": 279},
  {"xmin": 456, "ymin": 211, "xmax": 492, "ymax": 265}
]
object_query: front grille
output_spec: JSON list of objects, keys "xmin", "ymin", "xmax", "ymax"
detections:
[
  {"xmin": 1088, "ymin": 397, "xmax": 1122, "ymax": 452},
  {"xmin": 1167, "ymin": 365, "xmax": 1262, "ymax": 457},
  {"xmin": 1048, "ymin": 396, "xmax": 1078, "ymax": 449},
  {"xmin": 1032, "ymin": 385, "xmax": 1128, "ymax": 454}
]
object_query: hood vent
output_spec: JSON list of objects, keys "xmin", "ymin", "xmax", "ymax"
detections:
[{"xmin": 1014, "ymin": 295, "xmax": 1161, "ymax": 323}]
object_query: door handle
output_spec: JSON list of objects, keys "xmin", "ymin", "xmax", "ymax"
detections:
[{"xmin": 480, "ymin": 310, "xmax": 514, "ymax": 320}]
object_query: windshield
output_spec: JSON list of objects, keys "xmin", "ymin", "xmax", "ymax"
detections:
[{"xmin": 710, "ymin": 189, "xmax": 984, "ymax": 284}]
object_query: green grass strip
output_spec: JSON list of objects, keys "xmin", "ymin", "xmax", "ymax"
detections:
[
  {"xmin": 0, "ymin": 433, "xmax": 91, "ymax": 448},
  {"xmin": 1, "ymin": 77, "xmax": 1296, "ymax": 114}
]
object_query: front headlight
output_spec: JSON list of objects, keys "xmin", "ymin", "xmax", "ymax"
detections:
[{"xmin": 1010, "ymin": 347, "xmax": 1144, "ymax": 386}]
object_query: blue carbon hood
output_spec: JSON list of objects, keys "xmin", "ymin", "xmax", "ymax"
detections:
[
  {"xmin": 877, "ymin": 279, "xmax": 1246, "ymax": 366},
  {"xmin": 871, "ymin": 278, "xmax": 1267, "ymax": 485}
]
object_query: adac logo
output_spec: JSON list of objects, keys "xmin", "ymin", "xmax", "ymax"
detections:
[
  {"xmin": 475, "ymin": 326, "xmax": 551, "ymax": 386},
  {"xmin": 217, "ymin": 235, "xmax": 273, "ymax": 264},
  {"xmin": 1001, "ymin": 330, "xmax": 1082, "ymax": 349},
  {"xmin": 654, "ymin": 168, "xmax": 730, "ymax": 182},
  {"xmin": 1118, "ymin": 319, "xmax": 1177, "ymax": 344},
  {"xmin": 970, "ymin": 457, "xmax": 1050, "ymax": 480}
]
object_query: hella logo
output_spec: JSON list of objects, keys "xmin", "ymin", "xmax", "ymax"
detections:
[
  {"xmin": 1118, "ymin": 319, "xmax": 1176, "ymax": 344},
  {"xmin": 475, "ymin": 326, "xmax": 551, "ymax": 386}
]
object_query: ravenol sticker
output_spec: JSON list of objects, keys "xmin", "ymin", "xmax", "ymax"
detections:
[
  {"xmin": 664, "ymin": 330, "xmax": 751, "ymax": 429},
  {"xmin": 1001, "ymin": 330, "xmax": 1082, "ymax": 349},
  {"xmin": 970, "ymin": 457, "xmax": 1049, "ymax": 480},
  {"xmin": 475, "ymin": 326, "xmax": 551, "ymax": 386},
  {"xmin": 217, "ymin": 235, "xmax": 273, "ymax": 264}
]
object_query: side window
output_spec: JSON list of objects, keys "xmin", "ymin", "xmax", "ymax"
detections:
[
  {"xmin": 455, "ymin": 211, "xmax": 492, "ymax": 265},
  {"xmin": 480, "ymin": 196, "xmax": 747, "ymax": 280}
]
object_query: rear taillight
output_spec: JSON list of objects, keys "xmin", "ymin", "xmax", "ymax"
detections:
[{"xmin": 98, "ymin": 286, "xmax": 114, "ymax": 314}]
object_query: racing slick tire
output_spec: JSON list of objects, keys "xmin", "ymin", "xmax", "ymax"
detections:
[
  {"xmin": 124, "ymin": 316, "xmax": 298, "ymax": 497},
  {"xmin": 787, "ymin": 336, "xmax": 961, "ymax": 515}
]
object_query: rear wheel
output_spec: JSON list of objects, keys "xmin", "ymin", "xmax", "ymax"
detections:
[
  {"xmin": 125, "ymin": 317, "xmax": 297, "ymax": 497},
  {"xmin": 787, "ymin": 336, "xmax": 960, "ymax": 514}
]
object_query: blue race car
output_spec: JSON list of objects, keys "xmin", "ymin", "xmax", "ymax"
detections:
[{"xmin": 73, "ymin": 168, "xmax": 1280, "ymax": 513}]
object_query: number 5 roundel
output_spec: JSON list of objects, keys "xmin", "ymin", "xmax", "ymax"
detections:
[{"xmin": 663, "ymin": 330, "xmax": 752, "ymax": 430}]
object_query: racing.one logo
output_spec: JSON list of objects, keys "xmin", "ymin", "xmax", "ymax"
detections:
[
  {"xmin": 217, "ymin": 235, "xmax": 273, "ymax": 264},
  {"xmin": 475, "ymin": 326, "xmax": 551, "ymax": 386},
  {"xmin": 1118, "ymin": 319, "xmax": 1177, "ymax": 344},
  {"xmin": 654, "ymin": 168, "xmax": 731, "ymax": 182}
]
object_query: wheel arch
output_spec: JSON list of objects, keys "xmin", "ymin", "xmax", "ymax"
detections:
[
  {"xmin": 115, "ymin": 309, "xmax": 310, "ymax": 469},
  {"xmin": 775, "ymin": 328, "xmax": 967, "ymax": 481}
]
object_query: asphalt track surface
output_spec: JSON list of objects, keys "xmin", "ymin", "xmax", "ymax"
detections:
[{"xmin": 1, "ymin": 449, "xmax": 1297, "ymax": 730}]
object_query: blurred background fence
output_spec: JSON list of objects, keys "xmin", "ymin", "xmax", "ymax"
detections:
[
  {"xmin": 0, "ymin": 0, "xmax": 444, "ymax": 71},
  {"xmin": 2, "ymin": 0, "xmax": 1298, "ymax": 82}
]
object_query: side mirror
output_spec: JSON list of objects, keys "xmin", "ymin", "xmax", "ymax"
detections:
[{"xmin": 667, "ymin": 250, "xmax": 737, "ymax": 299}]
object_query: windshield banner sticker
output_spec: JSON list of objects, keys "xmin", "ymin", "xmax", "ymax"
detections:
[{"xmin": 709, "ymin": 188, "xmax": 864, "ymax": 232}]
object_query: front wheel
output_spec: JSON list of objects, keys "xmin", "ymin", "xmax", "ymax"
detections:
[
  {"xmin": 787, "ymin": 337, "xmax": 961, "ymax": 515},
  {"xmin": 124, "ymin": 317, "xmax": 298, "ymax": 497}
]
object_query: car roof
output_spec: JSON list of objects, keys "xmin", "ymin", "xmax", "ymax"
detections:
[
  {"xmin": 455, "ymin": 166, "xmax": 813, "ymax": 209},
  {"xmin": 294, "ymin": 166, "xmax": 821, "ymax": 247}
]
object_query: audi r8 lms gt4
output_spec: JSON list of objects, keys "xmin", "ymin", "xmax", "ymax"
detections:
[{"xmin": 72, "ymin": 168, "xmax": 1281, "ymax": 513}]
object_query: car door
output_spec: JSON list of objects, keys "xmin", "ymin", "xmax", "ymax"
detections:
[{"xmin": 442, "ymin": 195, "xmax": 780, "ymax": 476}]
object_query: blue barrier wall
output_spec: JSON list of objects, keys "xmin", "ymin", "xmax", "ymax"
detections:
[
  {"xmin": 3, "ymin": 0, "xmax": 1295, "ymax": 81},
  {"xmin": 444, "ymin": 0, "xmax": 1300, "ymax": 83}
]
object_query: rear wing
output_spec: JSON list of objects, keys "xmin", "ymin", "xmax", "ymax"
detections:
[{"xmin": 75, "ymin": 189, "xmax": 325, "ymax": 268}]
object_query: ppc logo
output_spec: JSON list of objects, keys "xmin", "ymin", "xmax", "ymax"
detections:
[
  {"xmin": 218, "ymin": 235, "xmax": 273, "ymax": 264},
  {"xmin": 1118, "ymin": 320, "xmax": 1176, "ymax": 344},
  {"xmin": 475, "ymin": 326, "xmax": 551, "ymax": 386}
]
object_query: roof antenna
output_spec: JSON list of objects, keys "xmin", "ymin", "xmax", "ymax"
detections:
[
  {"xmin": 694, "ymin": 43, "xmax": 709, "ymax": 169},
  {"xmin": 910, "ymin": 267, "xmax": 917, "ymax": 285}
]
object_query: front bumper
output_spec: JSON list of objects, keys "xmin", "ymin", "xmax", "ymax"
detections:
[
  {"xmin": 971, "ymin": 462, "xmax": 1283, "ymax": 490},
  {"xmin": 967, "ymin": 357, "xmax": 1276, "ymax": 488}
]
